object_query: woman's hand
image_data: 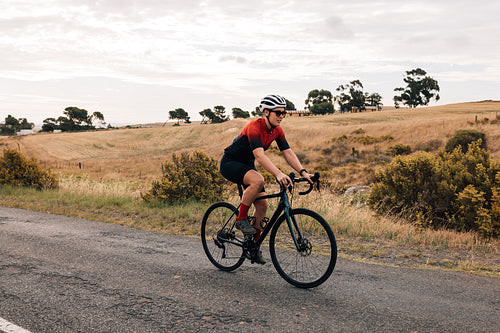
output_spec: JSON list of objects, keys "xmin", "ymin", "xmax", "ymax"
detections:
[
  {"xmin": 299, "ymin": 169, "xmax": 314, "ymax": 184},
  {"xmin": 276, "ymin": 172, "xmax": 292, "ymax": 187},
  {"xmin": 302, "ymin": 172, "xmax": 314, "ymax": 184}
]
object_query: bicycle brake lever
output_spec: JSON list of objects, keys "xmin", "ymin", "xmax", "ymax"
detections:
[{"xmin": 298, "ymin": 172, "xmax": 320, "ymax": 195}]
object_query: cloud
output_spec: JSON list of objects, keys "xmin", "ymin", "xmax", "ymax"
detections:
[
  {"xmin": 218, "ymin": 55, "xmax": 248, "ymax": 64},
  {"xmin": 323, "ymin": 16, "xmax": 354, "ymax": 39},
  {"xmin": 1, "ymin": 0, "xmax": 499, "ymax": 124}
]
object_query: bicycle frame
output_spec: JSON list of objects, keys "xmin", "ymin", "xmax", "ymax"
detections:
[
  {"xmin": 217, "ymin": 173, "xmax": 318, "ymax": 252},
  {"xmin": 253, "ymin": 188, "xmax": 302, "ymax": 249}
]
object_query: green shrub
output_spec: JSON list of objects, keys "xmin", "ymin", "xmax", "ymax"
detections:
[
  {"xmin": 369, "ymin": 141, "xmax": 500, "ymax": 237},
  {"xmin": 0, "ymin": 148, "xmax": 58, "ymax": 190},
  {"xmin": 380, "ymin": 134, "xmax": 394, "ymax": 142},
  {"xmin": 451, "ymin": 185, "xmax": 490, "ymax": 233},
  {"xmin": 142, "ymin": 150, "xmax": 225, "ymax": 204},
  {"xmin": 386, "ymin": 143, "xmax": 412, "ymax": 156},
  {"xmin": 331, "ymin": 134, "xmax": 348, "ymax": 142},
  {"xmin": 445, "ymin": 129, "xmax": 486, "ymax": 153},
  {"xmin": 490, "ymin": 182, "xmax": 500, "ymax": 237},
  {"xmin": 354, "ymin": 135, "xmax": 378, "ymax": 145}
]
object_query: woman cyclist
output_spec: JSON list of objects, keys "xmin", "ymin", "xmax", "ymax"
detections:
[{"xmin": 220, "ymin": 94, "xmax": 313, "ymax": 264}]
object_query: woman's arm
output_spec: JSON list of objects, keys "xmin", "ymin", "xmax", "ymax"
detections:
[
  {"xmin": 253, "ymin": 147, "xmax": 291, "ymax": 186},
  {"xmin": 282, "ymin": 149, "xmax": 313, "ymax": 183}
]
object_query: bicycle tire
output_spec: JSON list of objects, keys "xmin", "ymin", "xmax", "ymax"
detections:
[
  {"xmin": 201, "ymin": 202, "xmax": 245, "ymax": 271},
  {"xmin": 269, "ymin": 208, "xmax": 337, "ymax": 288}
]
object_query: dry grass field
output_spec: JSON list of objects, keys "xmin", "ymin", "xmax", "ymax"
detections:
[
  {"xmin": 2, "ymin": 101, "xmax": 500, "ymax": 188},
  {"xmin": 1, "ymin": 101, "xmax": 499, "ymax": 275}
]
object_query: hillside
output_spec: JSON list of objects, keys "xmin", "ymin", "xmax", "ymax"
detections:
[{"xmin": 1, "ymin": 101, "xmax": 500, "ymax": 187}]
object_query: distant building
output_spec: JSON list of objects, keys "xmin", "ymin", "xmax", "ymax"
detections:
[
  {"xmin": 287, "ymin": 110, "xmax": 311, "ymax": 117},
  {"xmin": 351, "ymin": 105, "xmax": 383, "ymax": 112},
  {"xmin": 16, "ymin": 129, "xmax": 35, "ymax": 135}
]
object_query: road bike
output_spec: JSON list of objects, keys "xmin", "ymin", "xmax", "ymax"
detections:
[{"xmin": 201, "ymin": 172, "xmax": 337, "ymax": 288}]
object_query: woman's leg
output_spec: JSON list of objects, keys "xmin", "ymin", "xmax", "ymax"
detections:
[
  {"xmin": 253, "ymin": 194, "xmax": 268, "ymax": 228},
  {"xmin": 235, "ymin": 170, "xmax": 264, "ymax": 234},
  {"xmin": 240, "ymin": 170, "xmax": 264, "ymax": 208},
  {"xmin": 252, "ymin": 194, "xmax": 268, "ymax": 241}
]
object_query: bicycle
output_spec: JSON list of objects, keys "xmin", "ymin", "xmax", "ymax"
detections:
[{"xmin": 201, "ymin": 172, "xmax": 337, "ymax": 288}]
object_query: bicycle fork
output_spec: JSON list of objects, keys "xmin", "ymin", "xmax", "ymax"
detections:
[{"xmin": 282, "ymin": 199, "xmax": 312, "ymax": 255}]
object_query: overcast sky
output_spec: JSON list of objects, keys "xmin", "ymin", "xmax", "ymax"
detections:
[{"xmin": 1, "ymin": 0, "xmax": 499, "ymax": 126}]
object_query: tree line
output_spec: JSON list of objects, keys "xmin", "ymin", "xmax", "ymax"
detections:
[
  {"xmin": 0, "ymin": 115, "xmax": 34, "ymax": 135},
  {"xmin": 0, "ymin": 107, "xmax": 106, "ymax": 135},
  {"xmin": 1, "ymin": 67, "xmax": 440, "ymax": 132},
  {"xmin": 176, "ymin": 67, "xmax": 439, "ymax": 124}
]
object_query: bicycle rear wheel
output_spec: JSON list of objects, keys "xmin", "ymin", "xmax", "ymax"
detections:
[
  {"xmin": 201, "ymin": 202, "xmax": 245, "ymax": 271},
  {"xmin": 269, "ymin": 208, "xmax": 337, "ymax": 288}
]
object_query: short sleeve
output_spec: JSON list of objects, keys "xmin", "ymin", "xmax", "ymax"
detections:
[{"xmin": 275, "ymin": 127, "xmax": 290, "ymax": 151}]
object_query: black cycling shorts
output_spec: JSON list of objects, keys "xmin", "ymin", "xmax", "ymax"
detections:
[{"xmin": 220, "ymin": 155, "xmax": 265, "ymax": 192}]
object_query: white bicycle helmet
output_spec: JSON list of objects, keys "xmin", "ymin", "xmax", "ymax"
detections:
[{"xmin": 259, "ymin": 94, "xmax": 286, "ymax": 112}]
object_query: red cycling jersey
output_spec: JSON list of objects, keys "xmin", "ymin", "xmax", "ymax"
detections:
[{"xmin": 223, "ymin": 118, "xmax": 290, "ymax": 164}]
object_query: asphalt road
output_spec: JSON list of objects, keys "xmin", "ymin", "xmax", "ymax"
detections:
[{"xmin": 0, "ymin": 206, "xmax": 499, "ymax": 332}]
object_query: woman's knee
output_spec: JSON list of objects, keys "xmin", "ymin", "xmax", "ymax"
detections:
[{"xmin": 244, "ymin": 171, "xmax": 265, "ymax": 189}]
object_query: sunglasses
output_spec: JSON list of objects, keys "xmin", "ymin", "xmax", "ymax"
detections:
[{"xmin": 270, "ymin": 110, "xmax": 287, "ymax": 117}]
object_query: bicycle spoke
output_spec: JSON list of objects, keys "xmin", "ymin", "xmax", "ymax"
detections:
[
  {"xmin": 270, "ymin": 208, "xmax": 337, "ymax": 288},
  {"xmin": 201, "ymin": 202, "xmax": 245, "ymax": 271}
]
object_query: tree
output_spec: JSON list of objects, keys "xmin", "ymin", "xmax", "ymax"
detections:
[
  {"xmin": 199, "ymin": 108, "xmax": 215, "ymax": 124},
  {"xmin": 393, "ymin": 68, "xmax": 440, "ymax": 108},
  {"xmin": 365, "ymin": 93, "xmax": 383, "ymax": 107},
  {"xmin": 305, "ymin": 89, "xmax": 334, "ymax": 115},
  {"xmin": 335, "ymin": 80, "xmax": 366, "ymax": 112},
  {"xmin": 285, "ymin": 98, "xmax": 296, "ymax": 111},
  {"xmin": 213, "ymin": 105, "xmax": 229, "ymax": 123},
  {"xmin": 169, "ymin": 108, "xmax": 190, "ymax": 126},
  {"xmin": 199, "ymin": 106, "xmax": 228, "ymax": 124},
  {"xmin": 232, "ymin": 107, "xmax": 250, "ymax": 119},
  {"xmin": 41, "ymin": 106, "xmax": 106, "ymax": 132},
  {"xmin": 92, "ymin": 111, "xmax": 106, "ymax": 127},
  {"xmin": 0, "ymin": 115, "xmax": 34, "ymax": 135},
  {"xmin": 41, "ymin": 118, "xmax": 58, "ymax": 132},
  {"xmin": 251, "ymin": 107, "xmax": 263, "ymax": 117},
  {"xmin": 63, "ymin": 106, "xmax": 91, "ymax": 128}
]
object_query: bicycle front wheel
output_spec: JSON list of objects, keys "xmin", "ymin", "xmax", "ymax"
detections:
[
  {"xmin": 201, "ymin": 202, "xmax": 245, "ymax": 271},
  {"xmin": 269, "ymin": 208, "xmax": 337, "ymax": 288}
]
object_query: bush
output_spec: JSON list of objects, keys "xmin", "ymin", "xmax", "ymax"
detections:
[
  {"xmin": 0, "ymin": 149, "xmax": 58, "ymax": 190},
  {"xmin": 386, "ymin": 143, "xmax": 412, "ymax": 156},
  {"xmin": 445, "ymin": 129, "xmax": 486, "ymax": 153},
  {"xmin": 369, "ymin": 142, "xmax": 500, "ymax": 237},
  {"xmin": 142, "ymin": 150, "xmax": 225, "ymax": 204},
  {"xmin": 354, "ymin": 135, "xmax": 378, "ymax": 145}
]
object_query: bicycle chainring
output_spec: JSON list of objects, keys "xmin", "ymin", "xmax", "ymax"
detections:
[{"xmin": 243, "ymin": 235, "xmax": 258, "ymax": 260}]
